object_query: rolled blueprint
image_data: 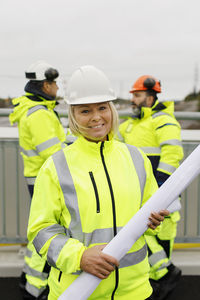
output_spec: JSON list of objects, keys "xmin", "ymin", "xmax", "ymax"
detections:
[
  {"xmin": 59, "ymin": 144, "xmax": 200, "ymax": 300},
  {"xmin": 167, "ymin": 197, "xmax": 181, "ymax": 213}
]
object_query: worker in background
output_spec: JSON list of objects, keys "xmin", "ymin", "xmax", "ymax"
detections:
[
  {"xmin": 9, "ymin": 60, "xmax": 67, "ymax": 300},
  {"xmin": 118, "ymin": 75, "xmax": 184, "ymax": 300},
  {"xmin": 27, "ymin": 65, "xmax": 169, "ymax": 300}
]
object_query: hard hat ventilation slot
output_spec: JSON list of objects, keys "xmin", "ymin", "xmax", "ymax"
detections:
[{"xmin": 25, "ymin": 72, "xmax": 36, "ymax": 79}]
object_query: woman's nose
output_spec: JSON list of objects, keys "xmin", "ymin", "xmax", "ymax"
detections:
[{"xmin": 91, "ymin": 111, "xmax": 101, "ymax": 121}]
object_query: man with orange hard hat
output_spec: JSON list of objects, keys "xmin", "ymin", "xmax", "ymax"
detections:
[{"xmin": 118, "ymin": 75, "xmax": 184, "ymax": 300}]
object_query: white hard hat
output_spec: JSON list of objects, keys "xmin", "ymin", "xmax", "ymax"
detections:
[
  {"xmin": 25, "ymin": 60, "xmax": 59, "ymax": 81},
  {"xmin": 65, "ymin": 65, "xmax": 116, "ymax": 105}
]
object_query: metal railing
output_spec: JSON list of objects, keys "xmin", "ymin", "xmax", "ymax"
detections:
[
  {"xmin": 0, "ymin": 138, "xmax": 30, "ymax": 243},
  {"xmin": 0, "ymin": 109, "xmax": 200, "ymax": 243},
  {"xmin": 1, "ymin": 108, "xmax": 200, "ymax": 121},
  {"xmin": 176, "ymin": 142, "xmax": 200, "ymax": 242}
]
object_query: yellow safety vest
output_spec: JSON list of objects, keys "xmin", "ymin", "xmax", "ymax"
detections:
[
  {"xmin": 28, "ymin": 136, "xmax": 158, "ymax": 299},
  {"xmin": 118, "ymin": 101, "xmax": 183, "ymax": 278},
  {"xmin": 118, "ymin": 101, "xmax": 183, "ymax": 184},
  {"xmin": 9, "ymin": 94, "xmax": 67, "ymax": 182}
]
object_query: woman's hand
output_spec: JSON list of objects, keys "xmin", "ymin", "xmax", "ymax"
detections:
[
  {"xmin": 148, "ymin": 209, "xmax": 169, "ymax": 230},
  {"xmin": 80, "ymin": 244, "xmax": 119, "ymax": 279}
]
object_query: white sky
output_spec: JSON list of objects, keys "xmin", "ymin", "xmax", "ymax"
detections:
[{"xmin": 1, "ymin": 0, "xmax": 200, "ymax": 100}]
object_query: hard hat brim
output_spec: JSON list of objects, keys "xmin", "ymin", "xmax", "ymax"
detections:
[
  {"xmin": 65, "ymin": 95, "xmax": 117, "ymax": 105},
  {"xmin": 129, "ymin": 88, "xmax": 161, "ymax": 93}
]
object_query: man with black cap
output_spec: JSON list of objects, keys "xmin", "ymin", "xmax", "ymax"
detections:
[{"xmin": 10, "ymin": 60, "xmax": 67, "ymax": 299}]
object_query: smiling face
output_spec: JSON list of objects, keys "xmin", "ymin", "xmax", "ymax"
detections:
[{"xmin": 73, "ymin": 102, "xmax": 112, "ymax": 142}]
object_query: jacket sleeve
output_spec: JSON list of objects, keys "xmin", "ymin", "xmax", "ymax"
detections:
[
  {"xmin": 27, "ymin": 157, "xmax": 86, "ymax": 274},
  {"xmin": 27, "ymin": 109, "xmax": 67, "ymax": 160},
  {"xmin": 115, "ymin": 121, "xmax": 128, "ymax": 142},
  {"xmin": 141, "ymin": 150, "xmax": 158, "ymax": 205},
  {"xmin": 153, "ymin": 114, "xmax": 184, "ymax": 186},
  {"xmin": 116, "ymin": 120, "xmax": 130, "ymax": 142}
]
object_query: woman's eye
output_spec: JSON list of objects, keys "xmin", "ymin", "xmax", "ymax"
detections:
[
  {"xmin": 99, "ymin": 106, "xmax": 106, "ymax": 110},
  {"xmin": 81, "ymin": 110, "xmax": 89, "ymax": 114}
]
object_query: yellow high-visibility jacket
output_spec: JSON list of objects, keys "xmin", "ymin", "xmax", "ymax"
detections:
[
  {"xmin": 28, "ymin": 136, "xmax": 158, "ymax": 299},
  {"xmin": 9, "ymin": 93, "xmax": 67, "ymax": 182},
  {"xmin": 118, "ymin": 101, "xmax": 184, "ymax": 186}
]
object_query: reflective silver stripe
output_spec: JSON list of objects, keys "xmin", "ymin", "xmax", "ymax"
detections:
[
  {"xmin": 25, "ymin": 177, "xmax": 36, "ymax": 185},
  {"xmin": 160, "ymin": 139, "xmax": 182, "ymax": 146},
  {"xmin": 33, "ymin": 224, "xmax": 66, "ymax": 253},
  {"xmin": 36, "ymin": 226, "xmax": 123, "ymax": 252},
  {"xmin": 116, "ymin": 130, "xmax": 124, "ymax": 142},
  {"xmin": 152, "ymin": 112, "xmax": 169, "ymax": 119},
  {"xmin": 84, "ymin": 227, "xmax": 123, "ymax": 247},
  {"xmin": 157, "ymin": 260, "xmax": 171, "ymax": 271},
  {"xmin": 21, "ymin": 147, "xmax": 38, "ymax": 157},
  {"xmin": 26, "ymin": 282, "xmax": 46, "ymax": 298},
  {"xmin": 27, "ymin": 105, "xmax": 47, "ymax": 117},
  {"xmin": 158, "ymin": 162, "xmax": 176, "ymax": 173},
  {"xmin": 66, "ymin": 135, "xmax": 77, "ymax": 143},
  {"xmin": 148, "ymin": 250, "xmax": 167, "ymax": 266},
  {"xmin": 23, "ymin": 263, "xmax": 48, "ymax": 280},
  {"xmin": 72, "ymin": 270, "xmax": 82, "ymax": 275},
  {"xmin": 52, "ymin": 150, "xmax": 83, "ymax": 242},
  {"xmin": 61, "ymin": 142, "xmax": 66, "ymax": 148},
  {"xmin": 25, "ymin": 248, "xmax": 32, "ymax": 258},
  {"xmin": 47, "ymin": 235, "xmax": 69, "ymax": 267},
  {"xmin": 46, "ymin": 231, "xmax": 147, "ymax": 270},
  {"xmin": 36, "ymin": 137, "xmax": 60, "ymax": 153},
  {"xmin": 140, "ymin": 147, "xmax": 161, "ymax": 154},
  {"xmin": 119, "ymin": 244, "xmax": 147, "ymax": 268},
  {"xmin": 126, "ymin": 144, "xmax": 146, "ymax": 206}
]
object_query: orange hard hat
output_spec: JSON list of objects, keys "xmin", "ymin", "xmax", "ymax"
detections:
[{"xmin": 130, "ymin": 75, "xmax": 161, "ymax": 93}]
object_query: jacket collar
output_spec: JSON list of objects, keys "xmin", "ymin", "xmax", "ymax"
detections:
[
  {"xmin": 25, "ymin": 93, "xmax": 57, "ymax": 109},
  {"xmin": 9, "ymin": 94, "xmax": 57, "ymax": 125},
  {"xmin": 151, "ymin": 100, "xmax": 166, "ymax": 112},
  {"xmin": 140, "ymin": 100, "xmax": 171, "ymax": 119},
  {"xmin": 74, "ymin": 134, "xmax": 114, "ymax": 155}
]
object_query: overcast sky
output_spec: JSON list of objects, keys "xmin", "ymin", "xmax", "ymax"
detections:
[{"xmin": 1, "ymin": 0, "xmax": 200, "ymax": 100}]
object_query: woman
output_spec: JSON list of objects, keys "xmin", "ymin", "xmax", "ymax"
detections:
[{"xmin": 27, "ymin": 65, "xmax": 168, "ymax": 300}]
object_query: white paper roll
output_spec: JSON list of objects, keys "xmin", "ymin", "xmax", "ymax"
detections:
[
  {"xmin": 59, "ymin": 144, "xmax": 200, "ymax": 300},
  {"xmin": 167, "ymin": 197, "xmax": 181, "ymax": 213}
]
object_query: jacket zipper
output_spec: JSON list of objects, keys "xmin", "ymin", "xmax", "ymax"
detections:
[
  {"xmin": 89, "ymin": 171, "xmax": 100, "ymax": 213},
  {"xmin": 100, "ymin": 142, "xmax": 119, "ymax": 299},
  {"xmin": 58, "ymin": 270, "xmax": 62, "ymax": 282}
]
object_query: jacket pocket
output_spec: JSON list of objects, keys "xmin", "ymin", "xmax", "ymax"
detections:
[
  {"xmin": 58, "ymin": 270, "xmax": 62, "ymax": 282},
  {"xmin": 89, "ymin": 172, "xmax": 100, "ymax": 213}
]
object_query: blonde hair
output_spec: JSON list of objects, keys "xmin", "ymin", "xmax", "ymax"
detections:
[{"xmin": 68, "ymin": 101, "xmax": 118, "ymax": 137}]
